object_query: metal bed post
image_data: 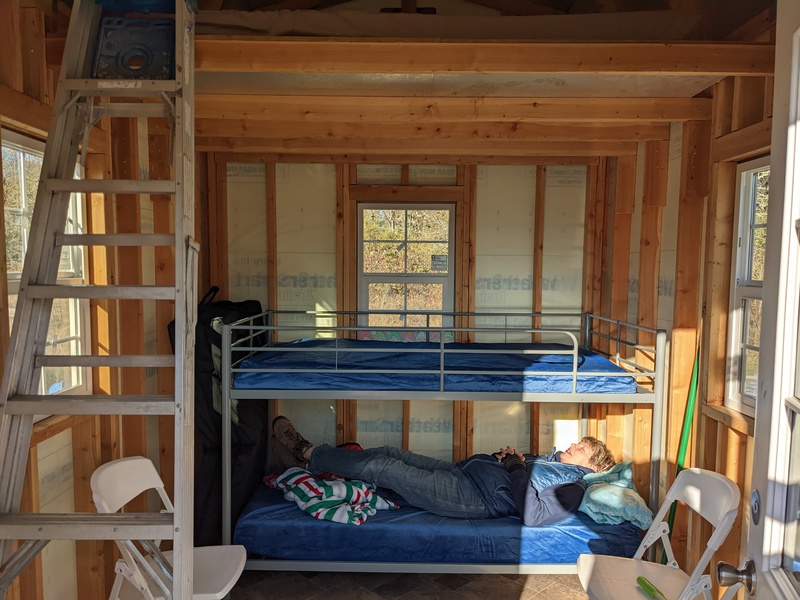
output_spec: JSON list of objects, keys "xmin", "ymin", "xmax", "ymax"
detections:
[
  {"xmin": 648, "ymin": 328, "xmax": 668, "ymax": 515},
  {"xmin": 221, "ymin": 324, "xmax": 233, "ymax": 546},
  {"xmin": 582, "ymin": 312, "xmax": 592, "ymax": 348}
]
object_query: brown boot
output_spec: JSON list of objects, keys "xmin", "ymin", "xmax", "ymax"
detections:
[
  {"xmin": 272, "ymin": 416, "xmax": 314, "ymax": 463},
  {"xmin": 268, "ymin": 434, "xmax": 307, "ymax": 474}
]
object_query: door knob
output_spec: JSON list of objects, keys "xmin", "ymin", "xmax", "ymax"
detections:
[{"xmin": 717, "ymin": 559, "xmax": 756, "ymax": 595}]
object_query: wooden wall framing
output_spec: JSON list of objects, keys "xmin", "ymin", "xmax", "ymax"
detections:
[{"xmin": 0, "ymin": 4, "xmax": 778, "ymax": 597}]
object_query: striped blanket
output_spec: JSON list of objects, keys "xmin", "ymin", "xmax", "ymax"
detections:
[{"xmin": 274, "ymin": 467, "xmax": 399, "ymax": 525}]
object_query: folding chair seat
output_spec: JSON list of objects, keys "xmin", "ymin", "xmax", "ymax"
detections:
[
  {"xmin": 91, "ymin": 456, "xmax": 246, "ymax": 600},
  {"xmin": 577, "ymin": 467, "xmax": 740, "ymax": 600}
]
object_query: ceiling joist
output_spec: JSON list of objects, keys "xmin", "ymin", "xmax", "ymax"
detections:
[
  {"xmin": 195, "ymin": 95, "xmax": 712, "ymax": 122},
  {"xmin": 195, "ymin": 39, "xmax": 774, "ymax": 76}
]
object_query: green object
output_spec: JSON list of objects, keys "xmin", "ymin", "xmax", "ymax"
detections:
[
  {"xmin": 661, "ymin": 348, "xmax": 700, "ymax": 564},
  {"xmin": 637, "ymin": 576, "xmax": 668, "ymax": 600}
]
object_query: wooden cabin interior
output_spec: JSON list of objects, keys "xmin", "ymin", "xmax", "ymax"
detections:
[{"xmin": 0, "ymin": 0, "xmax": 786, "ymax": 597}]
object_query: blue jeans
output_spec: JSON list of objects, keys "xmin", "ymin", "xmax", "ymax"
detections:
[{"xmin": 308, "ymin": 445, "xmax": 492, "ymax": 519}]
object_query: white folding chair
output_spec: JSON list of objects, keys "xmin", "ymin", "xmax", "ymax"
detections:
[
  {"xmin": 577, "ymin": 467, "xmax": 740, "ymax": 600},
  {"xmin": 91, "ymin": 456, "xmax": 246, "ymax": 600}
]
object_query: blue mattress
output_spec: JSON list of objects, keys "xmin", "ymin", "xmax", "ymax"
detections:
[
  {"xmin": 234, "ymin": 486, "xmax": 643, "ymax": 564},
  {"xmin": 233, "ymin": 339, "xmax": 637, "ymax": 394}
]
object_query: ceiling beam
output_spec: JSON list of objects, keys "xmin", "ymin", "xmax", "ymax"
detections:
[
  {"xmin": 196, "ymin": 136, "xmax": 638, "ymax": 157},
  {"xmin": 195, "ymin": 95, "xmax": 712, "ymax": 122},
  {"xmin": 195, "ymin": 39, "xmax": 775, "ymax": 76},
  {"xmin": 195, "ymin": 118, "xmax": 670, "ymax": 141},
  {"xmin": 212, "ymin": 151, "xmax": 601, "ymax": 165}
]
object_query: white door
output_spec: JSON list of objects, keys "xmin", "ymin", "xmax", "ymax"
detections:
[{"xmin": 743, "ymin": 1, "xmax": 800, "ymax": 598}]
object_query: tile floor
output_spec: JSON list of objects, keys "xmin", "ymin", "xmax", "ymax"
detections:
[{"xmin": 230, "ymin": 569, "xmax": 589, "ymax": 600}]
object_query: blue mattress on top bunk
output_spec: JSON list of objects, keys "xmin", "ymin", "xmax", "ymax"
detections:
[
  {"xmin": 233, "ymin": 339, "xmax": 638, "ymax": 394},
  {"xmin": 234, "ymin": 486, "xmax": 643, "ymax": 564}
]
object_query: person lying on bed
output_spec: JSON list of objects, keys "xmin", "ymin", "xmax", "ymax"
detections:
[{"xmin": 272, "ymin": 415, "xmax": 615, "ymax": 527}]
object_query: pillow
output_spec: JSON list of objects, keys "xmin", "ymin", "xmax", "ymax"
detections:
[
  {"xmin": 579, "ymin": 461, "xmax": 654, "ymax": 529},
  {"xmin": 579, "ymin": 482, "xmax": 653, "ymax": 529}
]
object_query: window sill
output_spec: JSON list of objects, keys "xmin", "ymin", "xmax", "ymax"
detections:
[{"xmin": 700, "ymin": 404, "xmax": 755, "ymax": 437}]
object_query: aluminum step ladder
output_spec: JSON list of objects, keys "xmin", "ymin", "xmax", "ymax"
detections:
[{"xmin": 0, "ymin": 0, "xmax": 197, "ymax": 597}]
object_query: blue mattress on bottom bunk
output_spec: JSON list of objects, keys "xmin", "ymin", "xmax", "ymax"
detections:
[
  {"xmin": 234, "ymin": 486, "xmax": 643, "ymax": 564},
  {"xmin": 233, "ymin": 340, "xmax": 638, "ymax": 394}
]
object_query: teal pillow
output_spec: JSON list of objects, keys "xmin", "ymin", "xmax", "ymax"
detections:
[{"xmin": 579, "ymin": 461, "xmax": 653, "ymax": 529}]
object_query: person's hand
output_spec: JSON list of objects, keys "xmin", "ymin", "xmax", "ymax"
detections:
[{"xmin": 499, "ymin": 446, "xmax": 526, "ymax": 473}]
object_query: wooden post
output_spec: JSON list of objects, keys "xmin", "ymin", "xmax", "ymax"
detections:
[
  {"xmin": 73, "ymin": 416, "xmax": 104, "ymax": 600},
  {"xmin": 111, "ymin": 116, "xmax": 147, "ymax": 509},
  {"xmin": 150, "ymin": 132, "xmax": 177, "ymax": 501}
]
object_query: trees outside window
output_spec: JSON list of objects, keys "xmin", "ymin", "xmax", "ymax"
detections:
[
  {"xmin": 358, "ymin": 204, "xmax": 454, "ymax": 329},
  {"xmin": 726, "ymin": 156, "xmax": 769, "ymax": 416},
  {"xmin": 2, "ymin": 130, "xmax": 89, "ymax": 396}
]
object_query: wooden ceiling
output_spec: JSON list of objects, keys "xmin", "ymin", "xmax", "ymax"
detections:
[{"xmin": 197, "ymin": 0, "xmax": 775, "ymax": 42}]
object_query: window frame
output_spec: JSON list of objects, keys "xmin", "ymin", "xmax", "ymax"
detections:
[
  {"xmin": 2, "ymin": 128, "xmax": 92, "ymax": 398},
  {"xmin": 725, "ymin": 155, "xmax": 770, "ymax": 417},
  {"xmin": 357, "ymin": 202, "xmax": 456, "ymax": 325}
]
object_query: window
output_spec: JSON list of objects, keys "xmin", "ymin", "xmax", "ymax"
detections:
[
  {"xmin": 358, "ymin": 204, "xmax": 455, "ymax": 329},
  {"xmin": 726, "ymin": 156, "xmax": 769, "ymax": 416},
  {"xmin": 2, "ymin": 130, "xmax": 90, "ymax": 396}
]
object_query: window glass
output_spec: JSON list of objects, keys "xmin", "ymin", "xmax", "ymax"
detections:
[
  {"xmin": 2, "ymin": 131, "xmax": 89, "ymax": 395},
  {"xmin": 726, "ymin": 157, "xmax": 769, "ymax": 416},
  {"xmin": 360, "ymin": 205, "xmax": 453, "ymax": 319}
]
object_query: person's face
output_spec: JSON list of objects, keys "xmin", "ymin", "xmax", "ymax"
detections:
[{"xmin": 559, "ymin": 440, "xmax": 596, "ymax": 471}]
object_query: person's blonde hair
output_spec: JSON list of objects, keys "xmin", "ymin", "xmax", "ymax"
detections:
[{"xmin": 582, "ymin": 436, "xmax": 616, "ymax": 472}]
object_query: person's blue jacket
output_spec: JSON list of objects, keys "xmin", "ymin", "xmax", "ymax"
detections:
[{"xmin": 458, "ymin": 450, "xmax": 591, "ymax": 526}]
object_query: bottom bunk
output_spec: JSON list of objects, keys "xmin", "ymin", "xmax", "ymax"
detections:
[{"xmin": 233, "ymin": 485, "xmax": 643, "ymax": 574}]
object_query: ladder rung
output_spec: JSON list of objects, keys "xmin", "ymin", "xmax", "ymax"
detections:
[
  {"xmin": 26, "ymin": 285, "xmax": 176, "ymax": 301},
  {"xmin": 62, "ymin": 79, "xmax": 180, "ymax": 95},
  {"xmin": 0, "ymin": 513, "xmax": 174, "ymax": 540},
  {"xmin": 45, "ymin": 179, "xmax": 177, "ymax": 195},
  {"xmin": 57, "ymin": 233, "xmax": 176, "ymax": 247},
  {"xmin": 94, "ymin": 103, "xmax": 171, "ymax": 119},
  {"xmin": 35, "ymin": 355, "xmax": 175, "ymax": 368},
  {"xmin": 4, "ymin": 395, "xmax": 176, "ymax": 416}
]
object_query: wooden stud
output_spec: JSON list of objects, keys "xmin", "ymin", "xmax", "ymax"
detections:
[
  {"xmin": 266, "ymin": 163, "xmax": 277, "ymax": 314},
  {"xmin": 609, "ymin": 155, "xmax": 635, "ymax": 344},
  {"xmin": 19, "ymin": 8, "xmax": 48, "ymax": 104},
  {"xmin": 701, "ymin": 161, "xmax": 737, "ymax": 407},
  {"xmin": 532, "ymin": 166, "xmax": 546, "ymax": 340},
  {"xmin": 214, "ymin": 160, "xmax": 229, "ymax": 298},
  {"xmin": 12, "ymin": 446, "xmax": 43, "ymax": 600},
  {"xmin": 731, "ymin": 76, "xmax": 766, "ymax": 131},
  {"xmin": 73, "ymin": 416, "xmax": 104, "ymax": 600},
  {"xmin": 632, "ymin": 140, "xmax": 668, "ymax": 504},
  {"xmin": 149, "ymin": 133, "xmax": 176, "ymax": 502},
  {"xmin": 582, "ymin": 164, "xmax": 599, "ymax": 316},
  {"xmin": 195, "ymin": 153, "xmax": 211, "ymax": 296},
  {"xmin": 0, "ymin": 2, "xmax": 23, "ymax": 92},
  {"xmin": 664, "ymin": 120, "xmax": 710, "ymax": 503},
  {"xmin": 712, "ymin": 425, "xmax": 747, "ymax": 596},
  {"xmin": 110, "ymin": 117, "xmax": 147, "ymax": 499}
]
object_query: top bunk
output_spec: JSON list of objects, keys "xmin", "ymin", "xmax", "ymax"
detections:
[{"xmin": 221, "ymin": 310, "xmax": 667, "ymax": 405}]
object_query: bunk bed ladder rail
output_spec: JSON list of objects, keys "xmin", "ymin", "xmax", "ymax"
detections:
[{"xmin": 0, "ymin": 0, "xmax": 197, "ymax": 597}]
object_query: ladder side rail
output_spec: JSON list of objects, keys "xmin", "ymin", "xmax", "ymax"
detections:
[
  {"xmin": 0, "ymin": 0, "xmax": 100, "ymax": 410},
  {"xmin": 171, "ymin": 2, "xmax": 197, "ymax": 599},
  {"xmin": 0, "ymin": 0, "xmax": 104, "ymax": 574},
  {"xmin": 0, "ymin": 0, "xmax": 101, "ymax": 514}
]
